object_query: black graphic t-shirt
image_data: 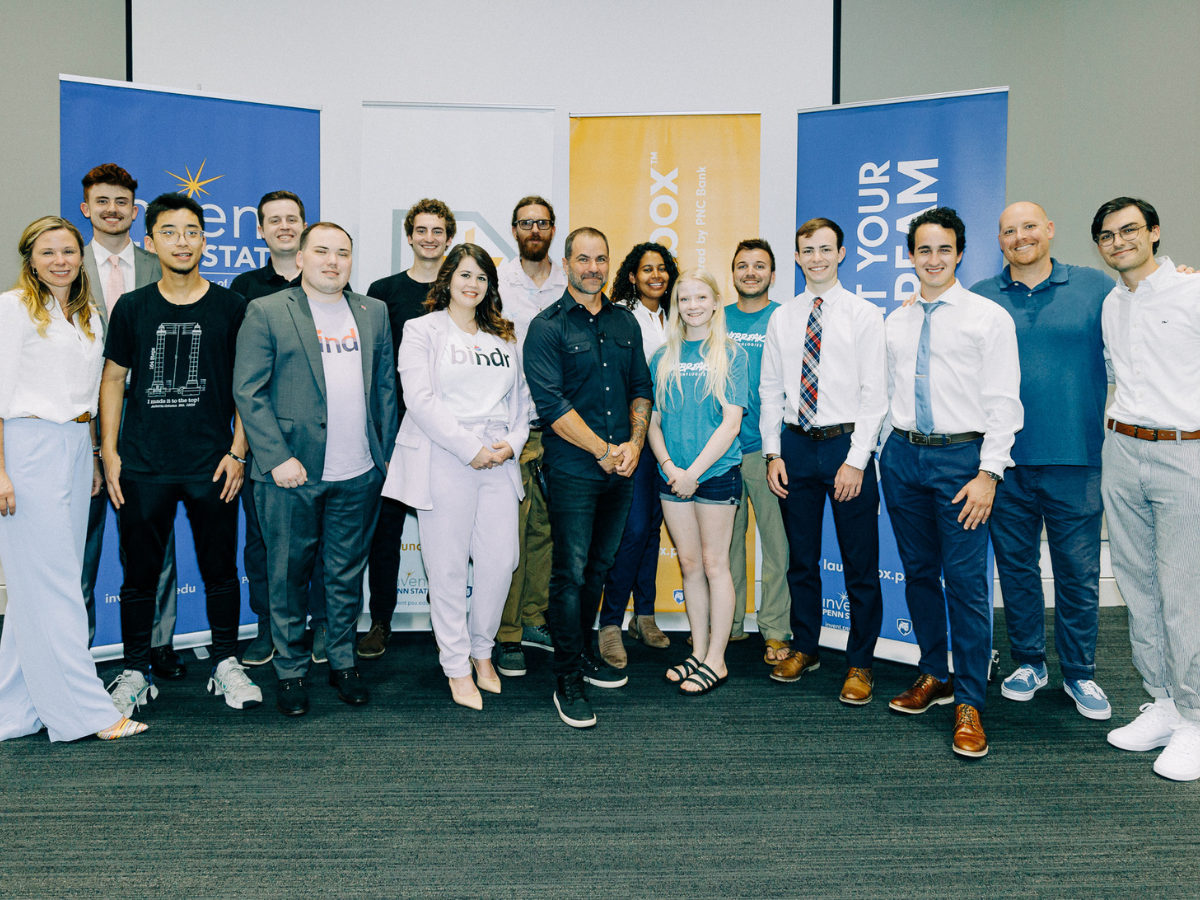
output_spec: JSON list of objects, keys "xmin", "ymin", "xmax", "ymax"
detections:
[{"xmin": 105, "ymin": 282, "xmax": 247, "ymax": 482}]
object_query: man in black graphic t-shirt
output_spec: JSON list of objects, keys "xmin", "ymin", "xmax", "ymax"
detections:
[{"xmin": 100, "ymin": 192, "xmax": 263, "ymax": 718}]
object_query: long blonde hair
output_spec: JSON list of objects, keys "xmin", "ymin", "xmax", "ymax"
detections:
[
  {"xmin": 654, "ymin": 268, "xmax": 734, "ymax": 410},
  {"xmin": 11, "ymin": 217, "xmax": 97, "ymax": 341}
]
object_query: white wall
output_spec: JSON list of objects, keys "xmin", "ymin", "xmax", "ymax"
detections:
[{"xmin": 131, "ymin": 0, "xmax": 833, "ymax": 298}]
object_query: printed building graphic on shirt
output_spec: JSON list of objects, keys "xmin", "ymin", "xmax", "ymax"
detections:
[{"xmin": 147, "ymin": 322, "xmax": 206, "ymax": 403}]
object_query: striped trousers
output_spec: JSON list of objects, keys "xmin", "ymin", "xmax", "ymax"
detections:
[{"xmin": 1102, "ymin": 430, "xmax": 1200, "ymax": 722}]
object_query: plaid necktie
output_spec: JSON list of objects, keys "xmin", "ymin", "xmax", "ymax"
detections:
[{"xmin": 797, "ymin": 296, "xmax": 823, "ymax": 430}]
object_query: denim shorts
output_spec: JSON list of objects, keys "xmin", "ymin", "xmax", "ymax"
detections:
[{"xmin": 658, "ymin": 466, "xmax": 743, "ymax": 505}]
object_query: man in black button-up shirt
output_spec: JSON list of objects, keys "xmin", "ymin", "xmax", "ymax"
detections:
[{"xmin": 523, "ymin": 227, "xmax": 653, "ymax": 728}]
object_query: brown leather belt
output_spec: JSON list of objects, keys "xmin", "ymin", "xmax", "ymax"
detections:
[
  {"xmin": 786, "ymin": 422, "xmax": 854, "ymax": 441},
  {"xmin": 1108, "ymin": 418, "xmax": 1200, "ymax": 441},
  {"xmin": 894, "ymin": 428, "xmax": 983, "ymax": 446},
  {"xmin": 24, "ymin": 413, "xmax": 92, "ymax": 423}
]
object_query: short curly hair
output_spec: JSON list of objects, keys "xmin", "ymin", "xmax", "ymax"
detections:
[
  {"xmin": 907, "ymin": 206, "xmax": 966, "ymax": 256},
  {"xmin": 611, "ymin": 242, "xmax": 678, "ymax": 311},
  {"xmin": 404, "ymin": 198, "xmax": 456, "ymax": 240}
]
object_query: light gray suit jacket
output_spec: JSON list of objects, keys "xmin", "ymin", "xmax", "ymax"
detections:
[
  {"xmin": 233, "ymin": 285, "xmax": 399, "ymax": 483},
  {"xmin": 83, "ymin": 241, "xmax": 162, "ymax": 332},
  {"xmin": 381, "ymin": 310, "xmax": 529, "ymax": 510}
]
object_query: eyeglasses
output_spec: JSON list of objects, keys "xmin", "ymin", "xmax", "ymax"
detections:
[
  {"xmin": 1095, "ymin": 223, "xmax": 1147, "ymax": 247},
  {"xmin": 154, "ymin": 228, "xmax": 204, "ymax": 244},
  {"xmin": 515, "ymin": 219, "xmax": 553, "ymax": 232}
]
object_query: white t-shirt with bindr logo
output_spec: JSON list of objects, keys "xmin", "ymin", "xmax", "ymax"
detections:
[
  {"xmin": 438, "ymin": 320, "xmax": 516, "ymax": 423},
  {"xmin": 309, "ymin": 297, "xmax": 373, "ymax": 481}
]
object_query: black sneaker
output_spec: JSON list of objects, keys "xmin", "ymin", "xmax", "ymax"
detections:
[
  {"xmin": 554, "ymin": 673, "xmax": 596, "ymax": 728},
  {"xmin": 496, "ymin": 642, "xmax": 527, "ymax": 677},
  {"xmin": 581, "ymin": 649, "xmax": 628, "ymax": 689}
]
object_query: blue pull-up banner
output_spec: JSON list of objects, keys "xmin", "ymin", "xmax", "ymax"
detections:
[
  {"xmin": 796, "ymin": 88, "xmax": 1008, "ymax": 659},
  {"xmin": 60, "ymin": 75, "xmax": 321, "ymax": 654}
]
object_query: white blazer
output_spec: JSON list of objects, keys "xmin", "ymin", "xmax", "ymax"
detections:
[{"xmin": 381, "ymin": 309, "xmax": 530, "ymax": 509}]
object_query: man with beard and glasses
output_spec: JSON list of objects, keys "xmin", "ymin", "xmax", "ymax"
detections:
[
  {"xmin": 77, "ymin": 164, "xmax": 181, "ymax": 678},
  {"xmin": 357, "ymin": 199, "xmax": 455, "ymax": 660},
  {"xmin": 492, "ymin": 196, "xmax": 567, "ymax": 678},
  {"xmin": 100, "ymin": 192, "xmax": 260, "ymax": 717},
  {"xmin": 723, "ymin": 239, "xmax": 790, "ymax": 663}
]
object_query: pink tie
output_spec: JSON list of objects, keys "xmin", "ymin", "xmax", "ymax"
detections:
[{"xmin": 106, "ymin": 255, "xmax": 125, "ymax": 316}]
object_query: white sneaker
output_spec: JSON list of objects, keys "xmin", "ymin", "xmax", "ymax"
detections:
[
  {"xmin": 107, "ymin": 669, "xmax": 159, "ymax": 718},
  {"xmin": 1154, "ymin": 722, "xmax": 1200, "ymax": 781},
  {"xmin": 207, "ymin": 657, "xmax": 263, "ymax": 710},
  {"xmin": 1107, "ymin": 699, "xmax": 1181, "ymax": 752}
]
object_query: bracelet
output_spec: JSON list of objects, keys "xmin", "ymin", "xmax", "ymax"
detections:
[
  {"xmin": 92, "ymin": 446, "xmax": 102, "ymax": 457},
  {"xmin": 597, "ymin": 444, "xmax": 611, "ymax": 462},
  {"xmin": 228, "ymin": 451, "xmax": 247, "ymax": 465},
  {"xmin": 661, "ymin": 458, "xmax": 672, "ymax": 468}
]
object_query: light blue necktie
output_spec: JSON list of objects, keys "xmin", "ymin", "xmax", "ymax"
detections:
[{"xmin": 914, "ymin": 301, "xmax": 944, "ymax": 436}]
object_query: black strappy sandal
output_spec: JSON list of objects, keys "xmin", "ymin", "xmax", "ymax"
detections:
[
  {"xmin": 664, "ymin": 655, "xmax": 702, "ymax": 684},
  {"xmin": 679, "ymin": 662, "xmax": 729, "ymax": 696}
]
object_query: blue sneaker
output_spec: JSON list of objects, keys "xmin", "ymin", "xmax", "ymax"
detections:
[
  {"xmin": 1000, "ymin": 663, "xmax": 1048, "ymax": 701},
  {"xmin": 1064, "ymin": 679, "xmax": 1112, "ymax": 720}
]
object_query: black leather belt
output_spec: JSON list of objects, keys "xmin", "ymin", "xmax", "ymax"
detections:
[
  {"xmin": 786, "ymin": 422, "xmax": 855, "ymax": 441},
  {"xmin": 894, "ymin": 428, "xmax": 983, "ymax": 446}
]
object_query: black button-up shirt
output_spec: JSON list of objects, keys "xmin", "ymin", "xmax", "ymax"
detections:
[
  {"xmin": 229, "ymin": 259, "xmax": 299, "ymax": 302},
  {"xmin": 523, "ymin": 289, "xmax": 653, "ymax": 480}
]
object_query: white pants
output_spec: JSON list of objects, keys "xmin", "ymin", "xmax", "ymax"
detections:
[
  {"xmin": 0, "ymin": 418, "xmax": 121, "ymax": 741},
  {"xmin": 418, "ymin": 442, "xmax": 519, "ymax": 679}
]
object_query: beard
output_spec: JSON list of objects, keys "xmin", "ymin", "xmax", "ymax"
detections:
[{"xmin": 518, "ymin": 235, "xmax": 550, "ymax": 262}]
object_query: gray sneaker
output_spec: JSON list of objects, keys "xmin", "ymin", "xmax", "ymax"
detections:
[
  {"xmin": 242, "ymin": 629, "xmax": 275, "ymax": 667},
  {"xmin": 310, "ymin": 624, "xmax": 328, "ymax": 664},
  {"xmin": 107, "ymin": 669, "xmax": 159, "ymax": 718},
  {"xmin": 522, "ymin": 623, "xmax": 553, "ymax": 652},
  {"xmin": 496, "ymin": 642, "xmax": 527, "ymax": 677}
]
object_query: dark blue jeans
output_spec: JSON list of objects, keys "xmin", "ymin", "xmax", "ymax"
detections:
[
  {"xmin": 879, "ymin": 434, "xmax": 992, "ymax": 711},
  {"xmin": 600, "ymin": 449, "xmax": 661, "ymax": 627},
  {"xmin": 778, "ymin": 429, "xmax": 882, "ymax": 668},
  {"xmin": 544, "ymin": 466, "xmax": 634, "ymax": 676},
  {"xmin": 990, "ymin": 464, "xmax": 1102, "ymax": 680}
]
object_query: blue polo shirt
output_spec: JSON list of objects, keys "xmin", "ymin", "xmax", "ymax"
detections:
[
  {"xmin": 970, "ymin": 260, "xmax": 1113, "ymax": 466},
  {"xmin": 724, "ymin": 300, "xmax": 779, "ymax": 455}
]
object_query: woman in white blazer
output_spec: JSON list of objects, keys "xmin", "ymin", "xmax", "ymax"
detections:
[{"xmin": 382, "ymin": 243, "xmax": 529, "ymax": 710}]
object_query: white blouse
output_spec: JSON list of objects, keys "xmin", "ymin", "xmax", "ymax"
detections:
[
  {"xmin": 0, "ymin": 290, "xmax": 104, "ymax": 423},
  {"xmin": 632, "ymin": 300, "xmax": 668, "ymax": 363}
]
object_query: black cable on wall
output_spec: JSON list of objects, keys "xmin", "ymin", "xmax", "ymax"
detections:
[
  {"xmin": 125, "ymin": 0, "xmax": 133, "ymax": 81},
  {"xmin": 832, "ymin": 0, "xmax": 841, "ymax": 104}
]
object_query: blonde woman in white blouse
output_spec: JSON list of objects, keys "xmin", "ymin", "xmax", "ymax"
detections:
[
  {"xmin": 0, "ymin": 217, "xmax": 146, "ymax": 742},
  {"xmin": 382, "ymin": 243, "xmax": 529, "ymax": 710}
]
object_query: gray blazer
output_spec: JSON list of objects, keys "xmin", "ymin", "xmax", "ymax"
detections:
[
  {"xmin": 83, "ymin": 241, "xmax": 162, "ymax": 332},
  {"xmin": 233, "ymin": 285, "xmax": 399, "ymax": 483}
]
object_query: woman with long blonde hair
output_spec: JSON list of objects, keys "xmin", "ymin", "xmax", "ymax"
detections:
[
  {"xmin": 647, "ymin": 268, "xmax": 749, "ymax": 695},
  {"xmin": 0, "ymin": 216, "xmax": 146, "ymax": 741}
]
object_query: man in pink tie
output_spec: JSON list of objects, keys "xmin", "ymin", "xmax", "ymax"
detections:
[{"xmin": 78, "ymin": 163, "xmax": 183, "ymax": 681}]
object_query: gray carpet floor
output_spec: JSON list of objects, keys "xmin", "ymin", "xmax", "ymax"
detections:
[{"xmin": 3, "ymin": 608, "xmax": 1199, "ymax": 900}]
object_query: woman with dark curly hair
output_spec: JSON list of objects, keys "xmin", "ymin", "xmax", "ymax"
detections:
[
  {"xmin": 0, "ymin": 216, "xmax": 146, "ymax": 741},
  {"xmin": 598, "ymin": 242, "xmax": 678, "ymax": 668},
  {"xmin": 381, "ymin": 243, "xmax": 529, "ymax": 710}
]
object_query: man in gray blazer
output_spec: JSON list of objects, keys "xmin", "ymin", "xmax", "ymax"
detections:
[
  {"xmin": 234, "ymin": 222, "xmax": 398, "ymax": 716},
  {"xmin": 79, "ymin": 163, "xmax": 182, "ymax": 679}
]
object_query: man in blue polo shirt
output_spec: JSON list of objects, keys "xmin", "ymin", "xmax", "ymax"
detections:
[{"xmin": 970, "ymin": 201, "xmax": 1115, "ymax": 720}]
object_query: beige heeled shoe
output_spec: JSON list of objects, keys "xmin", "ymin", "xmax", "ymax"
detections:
[
  {"xmin": 96, "ymin": 716, "xmax": 148, "ymax": 740},
  {"xmin": 471, "ymin": 658, "xmax": 502, "ymax": 694},
  {"xmin": 450, "ymin": 676, "xmax": 483, "ymax": 710}
]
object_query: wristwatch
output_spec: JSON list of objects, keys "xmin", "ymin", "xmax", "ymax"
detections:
[
  {"xmin": 981, "ymin": 469, "xmax": 1002, "ymax": 482},
  {"xmin": 765, "ymin": 454, "xmax": 780, "ymax": 461}
]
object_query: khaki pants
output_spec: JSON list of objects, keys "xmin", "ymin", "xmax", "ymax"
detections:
[
  {"xmin": 731, "ymin": 451, "xmax": 791, "ymax": 642},
  {"xmin": 497, "ymin": 431, "xmax": 552, "ymax": 643}
]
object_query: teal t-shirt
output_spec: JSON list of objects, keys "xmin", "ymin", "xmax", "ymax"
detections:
[
  {"xmin": 724, "ymin": 300, "xmax": 779, "ymax": 454},
  {"xmin": 650, "ymin": 338, "xmax": 749, "ymax": 483}
]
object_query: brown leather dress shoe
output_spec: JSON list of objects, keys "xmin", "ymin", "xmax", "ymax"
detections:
[
  {"xmin": 952, "ymin": 704, "xmax": 988, "ymax": 758},
  {"xmin": 598, "ymin": 625, "xmax": 627, "ymax": 669},
  {"xmin": 770, "ymin": 650, "xmax": 820, "ymax": 683},
  {"xmin": 839, "ymin": 667, "xmax": 874, "ymax": 705},
  {"xmin": 888, "ymin": 673, "xmax": 955, "ymax": 714}
]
